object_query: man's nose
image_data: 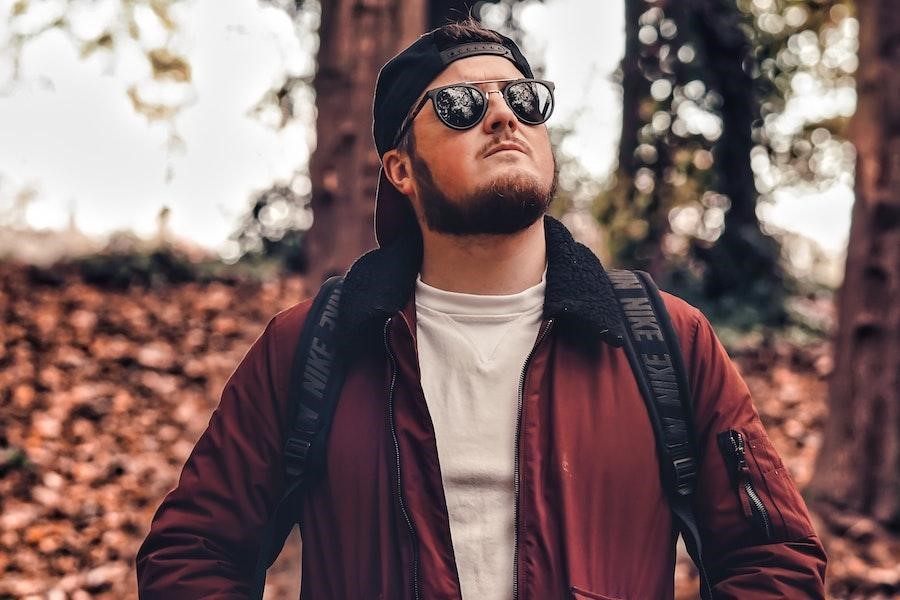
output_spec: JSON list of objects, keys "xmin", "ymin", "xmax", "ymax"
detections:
[{"xmin": 481, "ymin": 89, "xmax": 518, "ymax": 134}]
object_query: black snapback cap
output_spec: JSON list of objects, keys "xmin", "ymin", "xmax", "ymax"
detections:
[{"xmin": 372, "ymin": 27, "xmax": 534, "ymax": 247}]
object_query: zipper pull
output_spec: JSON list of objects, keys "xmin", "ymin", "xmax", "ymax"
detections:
[
  {"xmin": 718, "ymin": 430, "xmax": 753, "ymax": 518},
  {"xmin": 717, "ymin": 429, "xmax": 775, "ymax": 541},
  {"xmin": 730, "ymin": 430, "xmax": 749, "ymax": 472}
]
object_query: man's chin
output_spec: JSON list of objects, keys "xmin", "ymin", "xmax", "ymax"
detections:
[
  {"xmin": 412, "ymin": 151, "xmax": 558, "ymax": 237},
  {"xmin": 423, "ymin": 184, "xmax": 551, "ymax": 236}
]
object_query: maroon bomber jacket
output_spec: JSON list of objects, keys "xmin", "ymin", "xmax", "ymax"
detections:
[{"xmin": 136, "ymin": 216, "xmax": 826, "ymax": 599}]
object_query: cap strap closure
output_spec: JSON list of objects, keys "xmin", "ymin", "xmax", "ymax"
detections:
[{"xmin": 439, "ymin": 42, "xmax": 513, "ymax": 65}]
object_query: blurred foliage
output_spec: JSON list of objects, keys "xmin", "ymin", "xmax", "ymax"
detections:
[
  {"xmin": 26, "ymin": 231, "xmax": 285, "ymax": 290},
  {"xmin": 68, "ymin": 247, "xmax": 201, "ymax": 289},
  {"xmin": 599, "ymin": 0, "xmax": 855, "ymax": 330},
  {"xmin": 228, "ymin": 183, "xmax": 311, "ymax": 273},
  {"xmin": 5, "ymin": 0, "xmax": 192, "ymax": 121},
  {"xmin": 225, "ymin": 1, "xmax": 320, "ymax": 271},
  {"xmin": 3, "ymin": 0, "xmax": 320, "ymax": 272},
  {"xmin": 741, "ymin": 0, "xmax": 857, "ymax": 194},
  {"xmin": 3, "ymin": 0, "xmax": 318, "ymax": 127}
]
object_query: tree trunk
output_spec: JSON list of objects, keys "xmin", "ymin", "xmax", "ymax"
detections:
[
  {"xmin": 616, "ymin": 0, "xmax": 644, "ymax": 182},
  {"xmin": 303, "ymin": 0, "xmax": 426, "ymax": 285},
  {"xmin": 809, "ymin": 0, "xmax": 900, "ymax": 529},
  {"xmin": 692, "ymin": 0, "xmax": 783, "ymax": 310},
  {"xmin": 608, "ymin": 0, "xmax": 669, "ymax": 276}
]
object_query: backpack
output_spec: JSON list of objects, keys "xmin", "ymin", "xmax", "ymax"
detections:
[{"xmin": 251, "ymin": 271, "xmax": 713, "ymax": 600}]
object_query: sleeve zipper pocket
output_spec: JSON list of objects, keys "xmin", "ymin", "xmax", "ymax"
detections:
[{"xmin": 717, "ymin": 429, "xmax": 774, "ymax": 541}]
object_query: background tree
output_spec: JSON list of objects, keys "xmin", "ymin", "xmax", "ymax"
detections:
[
  {"xmin": 602, "ymin": 0, "xmax": 854, "ymax": 328},
  {"xmin": 2, "ymin": 1, "xmax": 195, "ymax": 124},
  {"xmin": 689, "ymin": 0, "xmax": 782, "ymax": 308},
  {"xmin": 299, "ymin": 0, "xmax": 427, "ymax": 284},
  {"xmin": 809, "ymin": 0, "xmax": 900, "ymax": 531}
]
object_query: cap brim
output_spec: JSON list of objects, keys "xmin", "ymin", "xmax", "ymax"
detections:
[{"xmin": 375, "ymin": 167, "xmax": 419, "ymax": 247}]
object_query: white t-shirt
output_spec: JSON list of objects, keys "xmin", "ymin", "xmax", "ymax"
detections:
[{"xmin": 414, "ymin": 273, "xmax": 546, "ymax": 600}]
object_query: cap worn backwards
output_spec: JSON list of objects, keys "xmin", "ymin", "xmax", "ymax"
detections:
[{"xmin": 372, "ymin": 27, "xmax": 534, "ymax": 247}]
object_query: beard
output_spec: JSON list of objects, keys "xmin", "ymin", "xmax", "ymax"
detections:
[{"xmin": 408, "ymin": 146, "xmax": 559, "ymax": 236}]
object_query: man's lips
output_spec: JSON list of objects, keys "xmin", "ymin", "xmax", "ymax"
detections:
[{"xmin": 484, "ymin": 142, "xmax": 527, "ymax": 158}]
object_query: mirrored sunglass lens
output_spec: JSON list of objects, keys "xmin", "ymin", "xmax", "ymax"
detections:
[
  {"xmin": 435, "ymin": 86, "xmax": 485, "ymax": 128},
  {"xmin": 507, "ymin": 81, "xmax": 553, "ymax": 123}
]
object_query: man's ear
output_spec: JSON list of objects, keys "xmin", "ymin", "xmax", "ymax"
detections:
[{"xmin": 382, "ymin": 149, "xmax": 415, "ymax": 197}]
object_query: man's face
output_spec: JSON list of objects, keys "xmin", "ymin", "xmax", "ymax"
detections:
[{"xmin": 390, "ymin": 55, "xmax": 558, "ymax": 236}]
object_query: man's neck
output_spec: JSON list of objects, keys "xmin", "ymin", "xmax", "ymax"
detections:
[{"xmin": 418, "ymin": 218, "xmax": 547, "ymax": 295}]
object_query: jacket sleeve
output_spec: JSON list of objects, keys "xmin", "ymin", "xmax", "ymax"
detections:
[
  {"xmin": 135, "ymin": 303, "xmax": 306, "ymax": 599},
  {"xmin": 665, "ymin": 295, "xmax": 827, "ymax": 598}
]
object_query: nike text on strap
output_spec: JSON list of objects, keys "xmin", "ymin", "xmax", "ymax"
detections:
[
  {"xmin": 608, "ymin": 269, "xmax": 713, "ymax": 600},
  {"xmin": 251, "ymin": 276, "xmax": 345, "ymax": 600}
]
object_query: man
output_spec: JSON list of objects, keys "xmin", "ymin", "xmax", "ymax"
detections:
[{"xmin": 137, "ymin": 21, "xmax": 826, "ymax": 599}]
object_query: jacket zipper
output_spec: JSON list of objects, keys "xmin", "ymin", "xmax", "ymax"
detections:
[
  {"xmin": 512, "ymin": 318, "xmax": 554, "ymax": 600},
  {"xmin": 384, "ymin": 317, "xmax": 421, "ymax": 600},
  {"xmin": 720, "ymin": 430, "xmax": 773, "ymax": 540}
]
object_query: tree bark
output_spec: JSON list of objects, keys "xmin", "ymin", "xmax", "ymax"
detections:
[
  {"xmin": 609, "ymin": 0, "xmax": 669, "ymax": 276},
  {"xmin": 616, "ymin": 0, "xmax": 644, "ymax": 182},
  {"xmin": 809, "ymin": 0, "xmax": 900, "ymax": 529},
  {"xmin": 304, "ymin": 0, "xmax": 426, "ymax": 285},
  {"xmin": 692, "ymin": 0, "xmax": 783, "ymax": 307}
]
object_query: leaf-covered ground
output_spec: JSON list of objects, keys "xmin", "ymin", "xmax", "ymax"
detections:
[{"xmin": 0, "ymin": 263, "xmax": 897, "ymax": 599}]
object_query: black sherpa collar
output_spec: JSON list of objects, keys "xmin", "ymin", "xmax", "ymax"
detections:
[{"xmin": 338, "ymin": 215, "xmax": 625, "ymax": 347}]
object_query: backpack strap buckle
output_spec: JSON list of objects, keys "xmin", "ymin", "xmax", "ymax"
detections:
[
  {"xmin": 672, "ymin": 455, "xmax": 697, "ymax": 497},
  {"xmin": 283, "ymin": 402, "xmax": 321, "ymax": 479}
]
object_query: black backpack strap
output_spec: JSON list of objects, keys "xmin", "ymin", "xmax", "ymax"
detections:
[
  {"xmin": 608, "ymin": 269, "xmax": 714, "ymax": 599},
  {"xmin": 251, "ymin": 275, "xmax": 346, "ymax": 599}
]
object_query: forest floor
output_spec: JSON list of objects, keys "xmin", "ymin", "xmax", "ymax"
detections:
[{"xmin": 0, "ymin": 261, "xmax": 898, "ymax": 599}]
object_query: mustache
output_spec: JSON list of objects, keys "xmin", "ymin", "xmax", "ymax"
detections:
[{"xmin": 480, "ymin": 135, "xmax": 530, "ymax": 157}]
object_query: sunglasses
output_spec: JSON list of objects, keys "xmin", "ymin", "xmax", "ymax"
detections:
[{"xmin": 393, "ymin": 77, "xmax": 555, "ymax": 147}]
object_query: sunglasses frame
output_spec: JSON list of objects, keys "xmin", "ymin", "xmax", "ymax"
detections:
[{"xmin": 392, "ymin": 77, "xmax": 556, "ymax": 148}]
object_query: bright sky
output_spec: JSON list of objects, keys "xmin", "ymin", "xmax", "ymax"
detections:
[{"xmin": 0, "ymin": 0, "xmax": 852, "ymax": 258}]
